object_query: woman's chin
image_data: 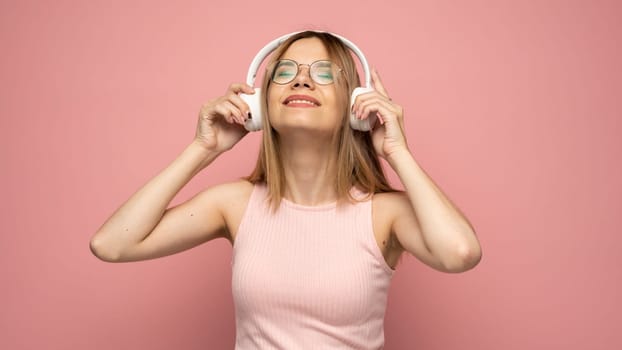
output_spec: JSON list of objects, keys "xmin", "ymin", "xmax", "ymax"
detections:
[{"xmin": 271, "ymin": 121, "xmax": 336, "ymax": 137}]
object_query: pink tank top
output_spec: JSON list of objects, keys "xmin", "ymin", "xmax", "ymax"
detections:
[{"xmin": 232, "ymin": 184, "xmax": 394, "ymax": 349}]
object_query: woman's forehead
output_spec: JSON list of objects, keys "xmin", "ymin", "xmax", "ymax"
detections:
[{"xmin": 280, "ymin": 37, "xmax": 331, "ymax": 63}]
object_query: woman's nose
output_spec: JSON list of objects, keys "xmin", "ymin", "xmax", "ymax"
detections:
[{"xmin": 291, "ymin": 65, "xmax": 315, "ymax": 88}]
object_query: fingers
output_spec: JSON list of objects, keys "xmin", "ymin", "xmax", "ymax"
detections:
[
  {"xmin": 356, "ymin": 97, "xmax": 402, "ymax": 124},
  {"xmin": 201, "ymin": 83, "xmax": 255, "ymax": 125},
  {"xmin": 225, "ymin": 91, "xmax": 252, "ymax": 122},
  {"xmin": 227, "ymin": 83, "xmax": 255, "ymax": 121},
  {"xmin": 371, "ymin": 68, "xmax": 389, "ymax": 98},
  {"xmin": 226, "ymin": 82, "xmax": 255, "ymax": 96},
  {"xmin": 352, "ymin": 90, "xmax": 401, "ymax": 123},
  {"xmin": 214, "ymin": 100, "xmax": 245, "ymax": 124},
  {"xmin": 352, "ymin": 69, "xmax": 395, "ymax": 120}
]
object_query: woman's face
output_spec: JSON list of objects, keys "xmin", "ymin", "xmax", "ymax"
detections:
[{"xmin": 267, "ymin": 37, "xmax": 344, "ymax": 136}]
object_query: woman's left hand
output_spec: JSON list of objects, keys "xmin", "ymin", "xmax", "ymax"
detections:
[{"xmin": 351, "ymin": 68, "xmax": 409, "ymax": 160}]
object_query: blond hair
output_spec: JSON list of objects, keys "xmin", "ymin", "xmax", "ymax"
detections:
[{"xmin": 246, "ymin": 31, "xmax": 396, "ymax": 209}]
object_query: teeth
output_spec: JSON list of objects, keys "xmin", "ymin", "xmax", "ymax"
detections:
[{"xmin": 286, "ymin": 99, "xmax": 316, "ymax": 106}]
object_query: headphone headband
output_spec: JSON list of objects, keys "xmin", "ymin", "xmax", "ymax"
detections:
[{"xmin": 245, "ymin": 31, "xmax": 371, "ymax": 89}]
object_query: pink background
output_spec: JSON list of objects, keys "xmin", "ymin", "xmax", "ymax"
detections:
[{"xmin": 1, "ymin": 0, "xmax": 620, "ymax": 349}]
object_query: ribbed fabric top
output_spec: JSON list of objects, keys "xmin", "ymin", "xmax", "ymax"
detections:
[{"xmin": 232, "ymin": 184, "xmax": 394, "ymax": 349}]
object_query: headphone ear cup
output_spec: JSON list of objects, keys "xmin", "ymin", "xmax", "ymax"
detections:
[
  {"xmin": 240, "ymin": 88, "xmax": 263, "ymax": 131},
  {"xmin": 349, "ymin": 87, "xmax": 376, "ymax": 131}
]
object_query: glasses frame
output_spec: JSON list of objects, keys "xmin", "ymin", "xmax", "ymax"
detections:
[{"xmin": 270, "ymin": 59, "xmax": 343, "ymax": 86}]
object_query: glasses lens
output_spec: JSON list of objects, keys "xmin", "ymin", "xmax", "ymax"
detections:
[
  {"xmin": 272, "ymin": 60, "xmax": 297, "ymax": 84},
  {"xmin": 310, "ymin": 61, "xmax": 335, "ymax": 85}
]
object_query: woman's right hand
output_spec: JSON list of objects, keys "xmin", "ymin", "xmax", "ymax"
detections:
[{"xmin": 194, "ymin": 83, "xmax": 256, "ymax": 153}]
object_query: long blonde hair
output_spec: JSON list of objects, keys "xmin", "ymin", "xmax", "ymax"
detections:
[{"xmin": 246, "ymin": 31, "xmax": 396, "ymax": 209}]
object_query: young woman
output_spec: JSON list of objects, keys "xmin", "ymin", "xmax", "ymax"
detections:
[{"xmin": 90, "ymin": 31, "xmax": 482, "ymax": 349}]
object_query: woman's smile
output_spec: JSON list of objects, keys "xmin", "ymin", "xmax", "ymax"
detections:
[{"xmin": 283, "ymin": 94, "xmax": 321, "ymax": 107}]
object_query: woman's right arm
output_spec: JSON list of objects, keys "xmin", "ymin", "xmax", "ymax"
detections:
[{"xmin": 89, "ymin": 83, "xmax": 255, "ymax": 262}]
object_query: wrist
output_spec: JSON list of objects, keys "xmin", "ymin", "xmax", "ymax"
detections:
[
  {"xmin": 385, "ymin": 148, "xmax": 413, "ymax": 167},
  {"xmin": 186, "ymin": 140, "xmax": 222, "ymax": 170}
]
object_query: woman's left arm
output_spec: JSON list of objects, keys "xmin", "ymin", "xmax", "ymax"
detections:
[{"xmin": 353, "ymin": 69, "xmax": 482, "ymax": 273}]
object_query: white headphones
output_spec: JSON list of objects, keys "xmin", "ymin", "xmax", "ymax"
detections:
[{"xmin": 239, "ymin": 31, "xmax": 376, "ymax": 132}]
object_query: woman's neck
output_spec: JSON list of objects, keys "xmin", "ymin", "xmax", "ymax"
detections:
[{"xmin": 279, "ymin": 133, "xmax": 339, "ymax": 206}]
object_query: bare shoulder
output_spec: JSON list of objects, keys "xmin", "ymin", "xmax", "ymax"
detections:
[
  {"xmin": 208, "ymin": 179, "xmax": 254, "ymax": 218},
  {"xmin": 208, "ymin": 179, "xmax": 254, "ymax": 202},
  {"xmin": 208, "ymin": 179, "xmax": 255, "ymax": 242},
  {"xmin": 372, "ymin": 191, "xmax": 411, "ymax": 218},
  {"xmin": 372, "ymin": 191, "xmax": 415, "ymax": 238}
]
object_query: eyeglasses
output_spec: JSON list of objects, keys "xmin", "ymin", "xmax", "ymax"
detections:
[{"xmin": 271, "ymin": 59, "xmax": 342, "ymax": 85}]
